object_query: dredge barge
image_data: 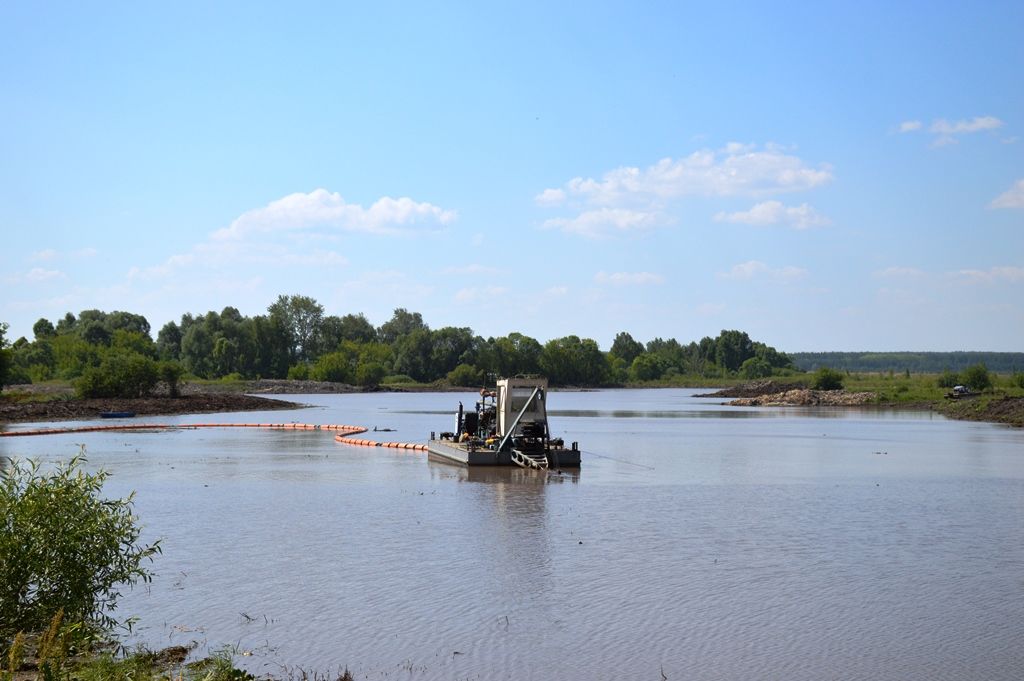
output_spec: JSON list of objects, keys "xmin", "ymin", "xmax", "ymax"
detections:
[{"xmin": 427, "ymin": 376, "xmax": 580, "ymax": 469}]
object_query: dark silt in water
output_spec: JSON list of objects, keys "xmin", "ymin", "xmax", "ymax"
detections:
[{"xmin": 3, "ymin": 389, "xmax": 1023, "ymax": 680}]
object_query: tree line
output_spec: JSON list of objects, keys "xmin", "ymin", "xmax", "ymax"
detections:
[
  {"xmin": 791, "ymin": 351, "xmax": 1024, "ymax": 374},
  {"xmin": 0, "ymin": 295, "xmax": 795, "ymax": 396}
]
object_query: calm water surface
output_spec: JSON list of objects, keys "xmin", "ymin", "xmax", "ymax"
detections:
[{"xmin": 3, "ymin": 389, "xmax": 1024, "ymax": 680}]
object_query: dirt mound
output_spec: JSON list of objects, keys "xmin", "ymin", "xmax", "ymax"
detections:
[
  {"xmin": 0, "ymin": 393, "xmax": 304, "ymax": 424},
  {"xmin": 696, "ymin": 380, "xmax": 806, "ymax": 398},
  {"xmin": 729, "ymin": 388, "xmax": 877, "ymax": 406}
]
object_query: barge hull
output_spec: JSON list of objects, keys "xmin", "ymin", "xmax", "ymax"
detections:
[{"xmin": 427, "ymin": 439, "xmax": 581, "ymax": 468}]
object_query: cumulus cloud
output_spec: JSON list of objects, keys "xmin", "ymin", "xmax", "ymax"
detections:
[
  {"xmin": 534, "ymin": 188, "xmax": 566, "ymax": 205},
  {"xmin": 541, "ymin": 143, "xmax": 832, "ymax": 207},
  {"xmin": 455, "ymin": 286, "xmax": 508, "ymax": 303},
  {"xmin": 990, "ymin": 179, "xmax": 1024, "ymax": 209},
  {"xmin": 25, "ymin": 267, "xmax": 65, "ymax": 282},
  {"xmin": 542, "ymin": 208, "xmax": 664, "ymax": 238},
  {"xmin": 213, "ymin": 188, "xmax": 457, "ymax": 240},
  {"xmin": 29, "ymin": 247, "xmax": 98, "ymax": 262},
  {"xmin": 129, "ymin": 188, "xmax": 452, "ymax": 283},
  {"xmin": 714, "ymin": 200, "xmax": 829, "ymax": 229},
  {"xmin": 718, "ymin": 260, "xmax": 807, "ymax": 282},
  {"xmin": 954, "ymin": 266, "xmax": 1024, "ymax": 284},
  {"xmin": 901, "ymin": 115, "xmax": 1005, "ymax": 147},
  {"xmin": 442, "ymin": 263, "xmax": 499, "ymax": 275},
  {"xmin": 873, "ymin": 266, "xmax": 925, "ymax": 278},
  {"xmin": 537, "ymin": 143, "xmax": 832, "ymax": 238},
  {"xmin": 930, "ymin": 116, "xmax": 1003, "ymax": 135},
  {"xmin": 594, "ymin": 271, "xmax": 664, "ymax": 285}
]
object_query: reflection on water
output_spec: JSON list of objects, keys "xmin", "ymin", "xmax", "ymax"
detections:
[{"xmin": 2, "ymin": 389, "xmax": 1023, "ymax": 680}]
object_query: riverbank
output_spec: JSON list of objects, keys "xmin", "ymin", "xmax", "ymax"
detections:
[
  {"xmin": 4, "ymin": 378, "xmax": 1023, "ymax": 427},
  {"xmin": 696, "ymin": 379, "xmax": 1024, "ymax": 427},
  {"xmin": 0, "ymin": 384, "xmax": 305, "ymax": 424}
]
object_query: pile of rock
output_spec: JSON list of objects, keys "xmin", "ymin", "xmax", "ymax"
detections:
[{"xmin": 729, "ymin": 388, "xmax": 876, "ymax": 407}]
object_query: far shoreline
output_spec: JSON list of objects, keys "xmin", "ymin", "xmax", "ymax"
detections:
[{"xmin": 1, "ymin": 378, "xmax": 1022, "ymax": 428}]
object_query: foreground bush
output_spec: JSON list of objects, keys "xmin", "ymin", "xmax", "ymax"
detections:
[{"xmin": 0, "ymin": 453, "xmax": 161, "ymax": 647}]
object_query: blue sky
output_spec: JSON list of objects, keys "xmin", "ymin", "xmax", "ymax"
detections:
[{"xmin": 2, "ymin": 1, "xmax": 1022, "ymax": 352}]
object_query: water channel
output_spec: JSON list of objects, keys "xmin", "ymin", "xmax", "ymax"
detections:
[{"xmin": 3, "ymin": 389, "xmax": 1023, "ymax": 680}]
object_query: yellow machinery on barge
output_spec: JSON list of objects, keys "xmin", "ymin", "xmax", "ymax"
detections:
[{"xmin": 427, "ymin": 377, "xmax": 580, "ymax": 469}]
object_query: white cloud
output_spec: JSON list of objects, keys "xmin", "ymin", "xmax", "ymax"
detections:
[
  {"xmin": 29, "ymin": 247, "xmax": 97, "ymax": 262},
  {"xmin": 455, "ymin": 286, "xmax": 508, "ymax": 303},
  {"xmin": 954, "ymin": 266, "xmax": 1024, "ymax": 284},
  {"xmin": 718, "ymin": 260, "xmax": 807, "ymax": 282},
  {"xmin": 594, "ymin": 271, "xmax": 664, "ymax": 286},
  {"xmin": 873, "ymin": 266, "xmax": 925, "ymax": 278},
  {"xmin": 714, "ymin": 200, "xmax": 829, "ymax": 229},
  {"xmin": 213, "ymin": 188, "xmax": 457, "ymax": 240},
  {"xmin": 902, "ymin": 115, "xmax": 1005, "ymax": 147},
  {"xmin": 542, "ymin": 144, "xmax": 832, "ymax": 207},
  {"xmin": 25, "ymin": 267, "xmax": 65, "ymax": 282},
  {"xmin": 695, "ymin": 302, "xmax": 725, "ymax": 316},
  {"xmin": 534, "ymin": 188, "xmax": 566, "ymax": 205},
  {"xmin": 930, "ymin": 116, "xmax": 1003, "ymax": 135},
  {"xmin": 442, "ymin": 263, "xmax": 499, "ymax": 275},
  {"xmin": 542, "ymin": 208, "xmax": 664, "ymax": 238},
  {"xmin": 990, "ymin": 179, "xmax": 1024, "ymax": 209}
]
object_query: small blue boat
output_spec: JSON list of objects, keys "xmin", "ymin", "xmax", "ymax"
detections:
[{"xmin": 100, "ymin": 411, "xmax": 136, "ymax": 419}]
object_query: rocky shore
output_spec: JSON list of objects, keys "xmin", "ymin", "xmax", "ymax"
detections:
[{"xmin": 696, "ymin": 380, "xmax": 875, "ymax": 406}]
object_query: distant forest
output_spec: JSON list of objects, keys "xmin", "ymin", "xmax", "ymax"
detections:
[
  {"xmin": 791, "ymin": 352, "xmax": 1024, "ymax": 374},
  {"xmin": 0, "ymin": 295, "xmax": 795, "ymax": 392}
]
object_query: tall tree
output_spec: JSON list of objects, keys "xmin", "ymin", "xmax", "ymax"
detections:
[
  {"xmin": 267, "ymin": 294, "xmax": 324, "ymax": 362},
  {"xmin": 32, "ymin": 318, "xmax": 56, "ymax": 340},
  {"xmin": 610, "ymin": 331, "xmax": 644, "ymax": 365},
  {"xmin": 378, "ymin": 308, "xmax": 427, "ymax": 345}
]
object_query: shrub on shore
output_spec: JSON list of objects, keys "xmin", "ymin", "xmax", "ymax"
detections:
[
  {"xmin": 0, "ymin": 453, "xmax": 161, "ymax": 649},
  {"xmin": 811, "ymin": 367, "xmax": 845, "ymax": 391}
]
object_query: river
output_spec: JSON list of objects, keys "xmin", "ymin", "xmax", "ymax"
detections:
[{"xmin": 3, "ymin": 389, "xmax": 1023, "ymax": 680}]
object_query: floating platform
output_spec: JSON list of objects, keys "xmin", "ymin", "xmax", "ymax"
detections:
[{"xmin": 427, "ymin": 439, "xmax": 580, "ymax": 468}]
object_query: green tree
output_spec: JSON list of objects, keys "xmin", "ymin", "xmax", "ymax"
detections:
[
  {"xmin": 355, "ymin": 361, "xmax": 387, "ymax": 387},
  {"xmin": 268, "ymin": 294, "xmax": 324, "ymax": 362},
  {"xmin": 155, "ymin": 321, "xmax": 182, "ymax": 361},
  {"xmin": 0, "ymin": 322, "xmax": 11, "ymax": 391},
  {"xmin": 393, "ymin": 328, "xmax": 434, "ymax": 382},
  {"xmin": 0, "ymin": 454, "xmax": 161, "ymax": 641},
  {"xmin": 630, "ymin": 353, "xmax": 667, "ymax": 381},
  {"xmin": 311, "ymin": 351, "xmax": 355, "ymax": 383},
  {"xmin": 961, "ymin": 363, "xmax": 992, "ymax": 392},
  {"xmin": 75, "ymin": 352, "xmax": 159, "ymax": 398},
  {"xmin": 32, "ymin": 318, "xmax": 56, "ymax": 340},
  {"xmin": 157, "ymin": 361, "xmax": 185, "ymax": 397},
  {"xmin": 252, "ymin": 315, "xmax": 291, "ymax": 379},
  {"xmin": 378, "ymin": 308, "xmax": 427, "ymax": 345},
  {"xmin": 812, "ymin": 367, "xmax": 845, "ymax": 390},
  {"xmin": 937, "ymin": 369, "xmax": 960, "ymax": 389},
  {"xmin": 740, "ymin": 356, "xmax": 773, "ymax": 379},
  {"xmin": 339, "ymin": 313, "xmax": 378, "ymax": 344},
  {"xmin": 447, "ymin": 363, "xmax": 482, "ymax": 386},
  {"xmin": 610, "ymin": 332, "xmax": 644, "ymax": 365},
  {"xmin": 715, "ymin": 330, "xmax": 754, "ymax": 373},
  {"xmin": 540, "ymin": 336, "xmax": 609, "ymax": 386},
  {"xmin": 430, "ymin": 327, "xmax": 477, "ymax": 378}
]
